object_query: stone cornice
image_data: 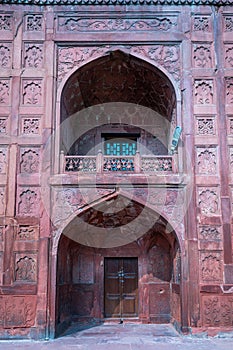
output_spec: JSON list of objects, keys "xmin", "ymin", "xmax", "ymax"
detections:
[{"xmin": 0, "ymin": 0, "xmax": 232, "ymax": 5}]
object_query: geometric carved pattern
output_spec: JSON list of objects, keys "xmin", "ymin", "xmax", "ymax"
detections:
[
  {"xmin": 224, "ymin": 17, "xmax": 233, "ymax": 32},
  {"xmin": 22, "ymin": 80, "xmax": 42, "ymax": 105},
  {"xmin": 196, "ymin": 116, "xmax": 215, "ymax": 135},
  {"xmin": 193, "ymin": 17, "xmax": 210, "ymax": 32},
  {"xmin": 198, "ymin": 187, "xmax": 218, "ymax": 215},
  {"xmin": 0, "ymin": 117, "xmax": 7, "ymax": 134},
  {"xmin": 21, "ymin": 117, "xmax": 40, "ymax": 135},
  {"xmin": 194, "ymin": 80, "xmax": 213, "ymax": 104},
  {"xmin": 0, "ymin": 147, "xmax": 7, "ymax": 174},
  {"xmin": 196, "ymin": 147, "xmax": 217, "ymax": 174},
  {"xmin": 0, "ymin": 226, "xmax": 4, "ymax": 241},
  {"xmin": 16, "ymin": 226, "xmax": 37, "ymax": 241},
  {"xmin": 25, "ymin": 14, "xmax": 43, "ymax": 31},
  {"xmin": 0, "ymin": 296, "xmax": 36, "ymax": 328},
  {"xmin": 193, "ymin": 44, "xmax": 212, "ymax": 68},
  {"xmin": 226, "ymin": 77, "xmax": 233, "ymax": 104},
  {"xmin": 199, "ymin": 226, "xmax": 221, "ymax": 241},
  {"xmin": 0, "ymin": 43, "xmax": 11, "ymax": 68},
  {"xmin": 58, "ymin": 16, "xmax": 176, "ymax": 32},
  {"xmin": 20, "ymin": 149, "xmax": 40, "ymax": 174},
  {"xmin": 203, "ymin": 296, "xmax": 233, "ymax": 327},
  {"xmin": 15, "ymin": 255, "xmax": 37, "ymax": 282},
  {"xmin": 200, "ymin": 252, "xmax": 222, "ymax": 282},
  {"xmin": 18, "ymin": 188, "xmax": 39, "ymax": 216},
  {"xmin": 0, "ymin": 14, "xmax": 12, "ymax": 31},
  {"xmin": 225, "ymin": 45, "xmax": 233, "ymax": 68},
  {"xmin": 0, "ymin": 80, "xmax": 10, "ymax": 105},
  {"xmin": 24, "ymin": 44, "xmax": 43, "ymax": 68}
]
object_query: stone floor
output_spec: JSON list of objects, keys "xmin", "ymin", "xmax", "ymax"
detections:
[{"xmin": 0, "ymin": 324, "xmax": 233, "ymax": 350}]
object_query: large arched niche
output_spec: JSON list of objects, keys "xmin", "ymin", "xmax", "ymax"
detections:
[
  {"xmin": 54, "ymin": 194, "xmax": 182, "ymax": 337},
  {"xmin": 56, "ymin": 50, "xmax": 180, "ymax": 169}
]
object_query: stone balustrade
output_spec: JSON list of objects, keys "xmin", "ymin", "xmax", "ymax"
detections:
[{"xmin": 60, "ymin": 151, "xmax": 176, "ymax": 173}]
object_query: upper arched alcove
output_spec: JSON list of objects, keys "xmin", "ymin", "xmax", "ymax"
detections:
[{"xmin": 61, "ymin": 50, "xmax": 176, "ymax": 123}]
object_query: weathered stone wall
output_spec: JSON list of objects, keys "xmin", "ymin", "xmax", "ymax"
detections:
[{"xmin": 0, "ymin": 3, "xmax": 233, "ymax": 338}]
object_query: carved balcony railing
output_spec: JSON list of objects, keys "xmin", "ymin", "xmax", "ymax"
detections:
[
  {"xmin": 64, "ymin": 155, "xmax": 97, "ymax": 172},
  {"xmin": 103, "ymin": 156, "xmax": 135, "ymax": 172},
  {"xmin": 60, "ymin": 151, "xmax": 177, "ymax": 174}
]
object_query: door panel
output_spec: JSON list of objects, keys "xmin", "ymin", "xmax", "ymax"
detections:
[{"xmin": 104, "ymin": 258, "xmax": 138, "ymax": 318}]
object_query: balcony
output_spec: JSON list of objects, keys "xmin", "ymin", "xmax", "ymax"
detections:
[{"xmin": 60, "ymin": 151, "xmax": 178, "ymax": 174}]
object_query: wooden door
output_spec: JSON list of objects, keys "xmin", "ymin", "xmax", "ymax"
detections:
[{"xmin": 104, "ymin": 258, "xmax": 138, "ymax": 318}]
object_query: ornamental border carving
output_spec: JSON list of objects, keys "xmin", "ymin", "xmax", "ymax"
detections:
[{"xmin": 57, "ymin": 44, "xmax": 180, "ymax": 86}]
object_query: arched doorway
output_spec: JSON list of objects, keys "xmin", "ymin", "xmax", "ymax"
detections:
[
  {"xmin": 54, "ymin": 195, "xmax": 181, "ymax": 336},
  {"xmin": 51, "ymin": 49, "xmax": 183, "ymax": 337}
]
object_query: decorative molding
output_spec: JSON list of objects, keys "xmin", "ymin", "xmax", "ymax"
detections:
[
  {"xmin": 58, "ymin": 45, "xmax": 180, "ymax": 84},
  {"xmin": 0, "ymin": 0, "xmax": 231, "ymax": 5},
  {"xmin": 58, "ymin": 16, "xmax": 177, "ymax": 32}
]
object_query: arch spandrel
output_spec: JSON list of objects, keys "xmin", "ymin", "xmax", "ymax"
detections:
[{"xmin": 51, "ymin": 187, "xmax": 185, "ymax": 253}]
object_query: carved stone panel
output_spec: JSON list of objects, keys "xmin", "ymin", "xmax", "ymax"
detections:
[
  {"xmin": 200, "ymin": 252, "xmax": 223, "ymax": 283},
  {"xmin": 193, "ymin": 16, "xmax": 210, "ymax": 32},
  {"xmin": 0, "ymin": 187, "xmax": 5, "ymax": 215},
  {"xmin": 0, "ymin": 14, "xmax": 12, "ymax": 31},
  {"xmin": 22, "ymin": 80, "xmax": 42, "ymax": 105},
  {"xmin": 0, "ymin": 43, "xmax": 11, "ymax": 68},
  {"xmin": 225, "ymin": 45, "xmax": 233, "ymax": 68},
  {"xmin": 21, "ymin": 116, "xmax": 40, "ymax": 135},
  {"xmin": 57, "ymin": 16, "xmax": 177, "ymax": 32},
  {"xmin": 196, "ymin": 116, "xmax": 216, "ymax": 135},
  {"xmin": 224, "ymin": 17, "xmax": 233, "ymax": 32},
  {"xmin": 25, "ymin": 14, "xmax": 43, "ymax": 31},
  {"xmin": 0, "ymin": 79, "xmax": 10, "ymax": 105},
  {"xmin": 193, "ymin": 44, "xmax": 212, "ymax": 68},
  {"xmin": 198, "ymin": 226, "xmax": 222, "ymax": 241},
  {"xmin": 16, "ymin": 226, "xmax": 38, "ymax": 241},
  {"xmin": 15, "ymin": 254, "xmax": 37, "ymax": 282},
  {"xmin": 0, "ymin": 146, "xmax": 7, "ymax": 174},
  {"xmin": 226, "ymin": 77, "xmax": 233, "ymax": 104},
  {"xmin": 198, "ymin": 187, "xmax": 219, "ymax": 215},
  {"xmin": 0, "ymin": 226, "xmax": 4, "ymax": 241},
  {"xmin": 0, "ymin": 116, "xmax": 7, "ymax": 134},
  {"xmin": 196, "ymin": 147, "xmax": 217, "ymax": 175},
  {"xmin": 20, "ymin": 148, "xmax": 40, "ymax": 174},
  {"xmin": 229, "ymin": 147, "xmax": 233, "ymax": 173},
  {"xmin": 17, "ymin": 188, "xmax": 40, "ymax": 217},
  {"xmin": 227, "ymin": 115, "xmax": 233, "ymax": 135},
  {"xmin": 24, "ymin": 43, "xmax": 43, "ymax": 68},
  {"xmin": 0, "ymin": 296, "xmax": 36, "ymax": 328},
  {"xmin": 194, "ymin": 80, "xmax": 213, "ymax": 104},
  {"xmin": 202, "ymin": 296, "xmax": 233, "ymax": 327}
]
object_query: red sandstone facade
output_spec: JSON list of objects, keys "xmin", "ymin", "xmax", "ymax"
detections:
[{"xmin": 0, "ymin": 0, "xmax": 233, "ymax": 339}]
